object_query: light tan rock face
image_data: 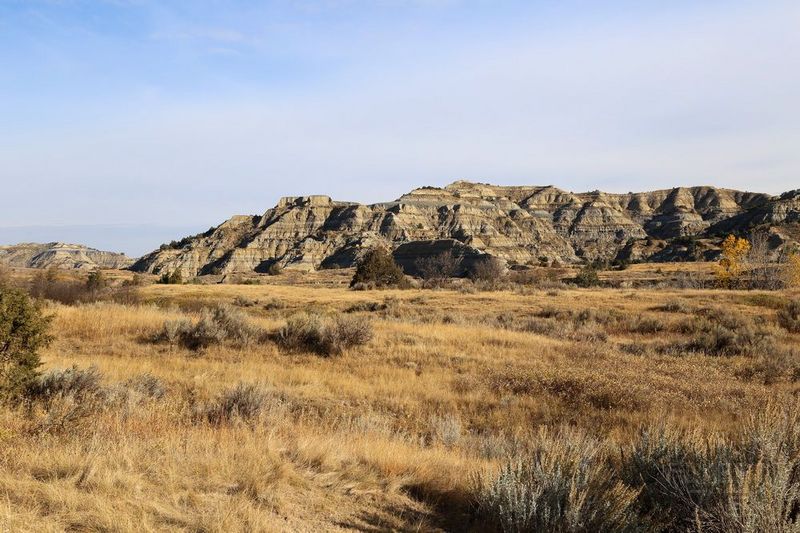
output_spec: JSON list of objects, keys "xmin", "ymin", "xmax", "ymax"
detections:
[
  {"xmin": 0, "ymin": 242, "xmax": 132, "ymax": 270},
  {"xmin": 130, "ymin": 182, "xmax": 798, "ymax": 277}
]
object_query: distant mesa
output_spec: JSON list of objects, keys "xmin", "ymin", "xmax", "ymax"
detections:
[
  {"xmin": 0, "ymin": 242, "xmax": 132, "ymax": 271},
  {"xmin": 127, "ymin": 181, "xmax": 800, "ymax": 278}
]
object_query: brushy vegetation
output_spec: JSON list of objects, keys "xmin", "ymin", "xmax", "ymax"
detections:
[
  {"xmin": 196, "ymin": 382, "xmax": 270, "ymax": 425},
  {"xmin": 350, "ymin": 247, "xmax": 409, "ymax": 289},
  {"xmin": 777, "ymin": 299, "xmax": 800, "ymax": 333},
  {"xmin": 154, "ymin": 305, "xmax": 265, "ymax": 350},
  {"xmin": 415, "ymin": 250, "xmax": 460, "ymax": 284},
  {"xmin": 24, "ymin": 267, "xmax": 140, "ymax": 305},
  {"xmin": 0, "ymin": 287, "xmax": 52, "ymax": 402},
  {"xmin": 469, "ymin": 256, "xmax": 505, "ymax": 282},
  {"xmin": 474, "ymin": 427, "xmax": 640, "ymax": 532},
  {"xmin": 476, "ymin": 404, "xmax": 800, "ymax": 532},
  {"xmin": 683, "ymin": 308, "xmax": 776, "ymax": 357},
  {"xmin": 2, "ymin": 270, "xmax": 800, "ymax": 530},
  {"xmin": 28, "ymin": 365, "xmax": 104, "ymax": 406},
  {"xmin": 572, "ymin": 265, "xmax": 601, "ymax": 287},
  {"xmin": 276, "ymin": 313, "xmax": 373, "ymax": 356},
  {"xmin": 157, "ymin": 269, "xmax": 183, "ymax": 285}
]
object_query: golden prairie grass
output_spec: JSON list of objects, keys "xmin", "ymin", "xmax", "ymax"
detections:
[{"xmin": 1, "ymin": 278, "xmax": 799, "ymax": 531}]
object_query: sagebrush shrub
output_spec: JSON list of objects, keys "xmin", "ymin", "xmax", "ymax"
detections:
[
  {"xmin": 656, "ymin": 299, "xmax": 689, "ymax": 313},
  {"xmin": 27, "ymin": 365, "xmax": 108, "ymax": 435},
  {"xmin": 475, "ymin": 427, "xmax": 639, "ymax": 532},
  {"xmin": 622, "ymin": 426, "xmax": 732, "ymax": 529},
  {"xmin": 623, "ymin": 405, "xmax": 800, "ymax": 532},
  {"xmin": 29, "ymin": 365, "xmax": 104, "ymax": 406},
  {"xmin": 154, "ymin": 306, "xmax": 264, "ymax": 350},
  {"xmin": 125, "ymin": 373, "xmax": 167, "ymax": 400},
  {"xmin": 684, "ymin": 310, "xmax": 776, "ymax": 357},
  {"xmin": 777, "ymin": 300, "xmax": 800, "ymax": 333},
  {"xmin": 198, "ymin": 382, "xmax": 269, "ymax": 425},
  {"xmin": 276, "ymin": 313, "xmax": 373, "ymax": 356},
  {"xmin": 429, "ymin": 414, "xmax": 462, "ymax": 447}
]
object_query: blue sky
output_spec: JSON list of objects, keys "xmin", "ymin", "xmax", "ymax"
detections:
[{"xmin": 1, "ymin": 0, "xmax": 799, "ymax": 256}]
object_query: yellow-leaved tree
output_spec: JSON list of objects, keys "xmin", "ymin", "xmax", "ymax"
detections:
[
  {"xmin": 785, "ymin": 252, "xmax": 800, "ymax": 288},
  {"xmin": 715, "ymin": 235, "xmax": 751, "ymax": 288}
]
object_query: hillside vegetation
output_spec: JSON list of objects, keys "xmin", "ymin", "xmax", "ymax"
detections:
[{"xmin": 0, "ymin": 266, "xmax": 799, "ymax": 531}]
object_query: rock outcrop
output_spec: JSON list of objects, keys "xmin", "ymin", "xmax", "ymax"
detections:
[
  {"xmin": 130, "ymin": 181, "xmax": 800, "ymax": 277},
  {"xmin": 0, "ymin": 242, "xmax": 133, "ymax": 271}
]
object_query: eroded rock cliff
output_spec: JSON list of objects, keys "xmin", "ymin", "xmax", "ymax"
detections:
[
  {"xmin": 0, "ymin": 242, "xmax": 133, "ymax": 271},
  {"xmin": 130, "ymin": 181, "xmax": 799, "ymax": 277}
]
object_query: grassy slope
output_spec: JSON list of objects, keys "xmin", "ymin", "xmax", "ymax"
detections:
[{"xmin": 1, "ymin": 279, "xmax": 798, "ymax": 531}]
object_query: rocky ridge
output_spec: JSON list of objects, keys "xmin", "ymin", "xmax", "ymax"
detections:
[
  {"xmin": 130, "ymin": 181, "xmax": 800, "ymax": 277},
  {"xmin": 0, "ymin": 242, "xmax": 133, "ymax": 271}
]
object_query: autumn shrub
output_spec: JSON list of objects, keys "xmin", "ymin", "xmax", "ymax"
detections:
[
  {"xmin": 469, "ymin": 256, "xmax": 505, "ymax": 283},
  {"xmin": 777, "ymin": 299, "xmax": 800, "ymax": 333},
  {"xmin": 125, "ymin": 373, "xmax": 167, "ymax": 400},
  {"xmin": 27, "ymin": 268, "xmax": 132, "ymax": 305},
  {"xmin": 197, "ymin": 382, "xmax": 269, "ymax": 425},
  {"xmin": 29, "ymin": 269, "xmax": 93, "ymax": 305},
  {"xmin": 686, "ymin": 322, "xmax": 775, "ymax": 357},
  {"xmin": 28, "ymin": 365, "xmax": 105, "ymax": 407},
  {"xmin": 154, "ymin": 306, "xmax": 264, "ymax": 350},
  {"xmin": 508, "ymin": 268, "xmax": 563, "ymax": 288},
  {"xmin": 679, "ymin": 308, "xmax": 776, "ymax": 357},
  {"xmin": 350, "ymin": 247, "xmax": 408, "ymax": 289},
  {"xmin": 785, "ymin": 253, "xmax": 800, "ymax": 288},
  {"xmin": 654, "ymin": 299, "xmax": 689, "ymax": 313},
  {"xmin": 26, "ymin": 365, "xmax": 109, "ymax": 434},
  {"xmin": 715, "ymin": 235, "xmax": 751, "ymax": 288},
  {"xmin": 0, "ymin": 287, "xmax": 52, "ymax": 402},
  {"xmin": 429, "ymin": 414, "xmax": 462, "ymax": 447},
  {"xmin": 233, "ymin": 295, "xmax": 257, "ymax": 307},
  {"xmin": 416, "ymin": 250, "xmax": 459, "ymax": 283},
  {"xmin": 276, "ymin": 313, "xmax": 373, "ymax": 356},
  {"xmin": 345, "ymin": 301, "xmax": 390, "ymax": 313},
  {"xmin": 263, "ymin": 298, "xmax": 286, "ymax": 311},
  {"xmin": 735, "ymin": 349, "xmax": 800, "ymax": 385}
]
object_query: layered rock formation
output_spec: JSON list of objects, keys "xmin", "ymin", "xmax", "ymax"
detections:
[
  {"xmin": 130, "ymin": 181, "xmax": 800, "ymax": 277},
  {"xmin": 0, "ymin": 242, "xmax": 133, "ymax": 271}
]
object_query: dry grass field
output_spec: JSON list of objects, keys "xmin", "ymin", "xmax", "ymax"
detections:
[{"xmin": 1, "ymin": 267, "xmax": 799, "ymax": 531}]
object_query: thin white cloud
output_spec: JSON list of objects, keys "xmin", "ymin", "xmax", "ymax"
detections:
[{"xmin": 1, "ymin": 0, "xmax": 798, "ymax": 234}]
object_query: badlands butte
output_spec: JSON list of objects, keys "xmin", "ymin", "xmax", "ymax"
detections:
[
  {"xmin": 130, "ymin": 181, "xmax": 800, "ymax": 278},
  {"xmin": 3, "ymin": 181, "xmax": 799, "ymax": 274}
]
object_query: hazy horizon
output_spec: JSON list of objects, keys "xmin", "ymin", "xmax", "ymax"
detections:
[
  {"xmin": 1, "ymin": 176, "xmax": 795, "ymax": 257},
  {"xmin": 2, "ymin": 0, "xmax": 799, "ymax": 254}
]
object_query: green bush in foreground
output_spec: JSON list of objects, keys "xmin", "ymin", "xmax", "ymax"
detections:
[{"xmin": 0, "ymin": 287, "xmax": 52, "ymax": 402}]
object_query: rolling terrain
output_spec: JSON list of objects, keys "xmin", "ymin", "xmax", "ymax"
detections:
[{"xmin": 0, "ymin": 269, "xmax": 798, "ymax": 531}]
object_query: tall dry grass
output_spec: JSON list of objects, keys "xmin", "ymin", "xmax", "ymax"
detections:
[{"xmin": 0, "ymin": 279, "xmax": 798, "ymax": 530}]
